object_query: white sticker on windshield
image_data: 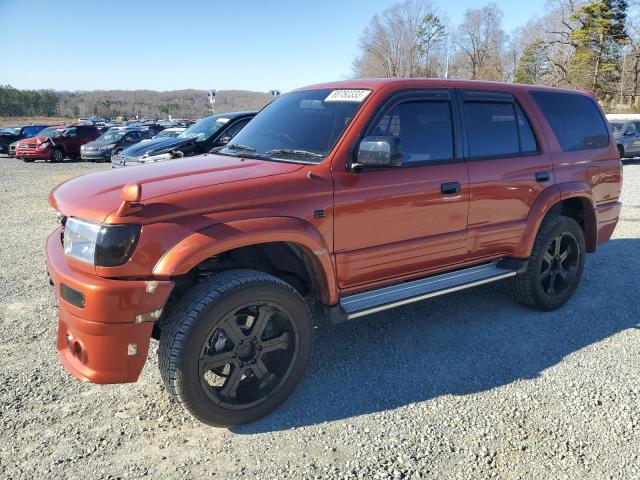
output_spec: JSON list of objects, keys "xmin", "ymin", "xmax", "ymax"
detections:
[{"xmin": 325, "ymin": 89, "xmax": 371, "ymax": 103}]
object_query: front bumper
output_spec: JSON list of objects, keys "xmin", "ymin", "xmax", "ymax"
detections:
[
  {"xmin": 81, "ymin": 151, "xmax": 111, "ymax": 161},
  {"xmin": 45, "ymin": 228, "xmax": 174, "ymax": 383},
  {"xmin": 16, "ymin": 147, "xmax": 52, "ymax": 160}
]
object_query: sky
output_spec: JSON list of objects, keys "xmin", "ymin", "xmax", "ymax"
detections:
[{"xmin": 0, "ymin": 0, "xmax": 547, "ymax": 93}]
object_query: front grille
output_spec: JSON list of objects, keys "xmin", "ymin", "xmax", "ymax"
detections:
[{"xmin": 19, "ymin": 143, "xmax": 36, "ymax": 150}]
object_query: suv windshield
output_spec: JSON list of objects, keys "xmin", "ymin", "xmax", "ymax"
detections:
[
  {"xmin": 38, "ymin": 127, "xmax": 65, "ymax": 138},
  {"xmin": 178, "ymin": 116, "xmax": 229, "ymax": 141},
  {"xmin": 1, "ymin": 127, "xmax": 21, "ymax": 135},
  {"xmin": 220, "ymin": 89, "xmax": 369, "ymax": 163}
]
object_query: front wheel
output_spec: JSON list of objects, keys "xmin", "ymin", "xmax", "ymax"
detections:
[
  {"xmin": 513, "ymin": 215, "xmax": 585, "ymax": 311},
  {"xmin": 159, "ymin": 269, "xmax": 313, "ymax": 427},
  {"xmin": 51, "ymin": 148, "xmax": 64, "ymax": 163}
]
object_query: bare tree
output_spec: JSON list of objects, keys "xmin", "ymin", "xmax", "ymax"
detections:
[
  {"xmin": 352, "ymin": 0, "xmax": 448, "ymax": 78},
  {"xmin": 453, "ymin": 3, "xmax": 507, "ymax": 80}
]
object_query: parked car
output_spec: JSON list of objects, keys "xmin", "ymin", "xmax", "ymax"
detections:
[
  {"xmin": 81, "ymin": 128, "xmax": 154, "ymax": 162},
  {"xmin": 153, "ymin": 127, "xmax": 186, "ymax": 139},
  {"xmin": 45, "ymin": 79, "xmax": 622, "ymax": 427},
  {"xmin": 8, "ymin": 140, "xmax": 17, "ymax": 157},
  {"xmin": 16, "ymin": 124, "xmax": 100, "ymax": 162},
  {"xmin": 606, "ymin": 113, "xmax": 640, "ymax": 159},
  {"xmin": 111, "ymin": 112, "xmax": 254, "ymax": 167},
  {"xmin": 0, "ymin": 124, "xmax": 48, "ymax": 154}
]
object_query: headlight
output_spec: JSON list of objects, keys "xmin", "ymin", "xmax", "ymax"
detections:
[
  {"xmin": 99, "ymin": 143, "xmax": 116, "ymax": 151},
  {"xmin": 38, "ymin": 140, "xmax": 50, "ymax": 149},
  {"xmin": 63, "ymin": 217, "xmax": 141, "ymax": 266}
]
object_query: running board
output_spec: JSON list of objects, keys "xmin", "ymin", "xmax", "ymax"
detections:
[{"xmin": 330, "ymin": 260, "xmax": 525, "ymax": 323}]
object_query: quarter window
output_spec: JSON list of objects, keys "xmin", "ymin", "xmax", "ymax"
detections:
[
  {"xmin": 368, "ymin": 100, "xmax": 454, "ymax": 165},
  {"xmin": 531, "ymin": 91, "xmax": 609, "ymax": 151}
]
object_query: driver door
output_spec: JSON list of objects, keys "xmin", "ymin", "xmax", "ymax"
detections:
[{"xmin": 332, "ymin": 90, "xmax": 470, "ymax": 291}]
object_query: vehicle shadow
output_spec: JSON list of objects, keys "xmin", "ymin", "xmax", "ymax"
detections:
[{"xmin": 234, "ymin": 238, "xmax": 639, "ymax": 434}]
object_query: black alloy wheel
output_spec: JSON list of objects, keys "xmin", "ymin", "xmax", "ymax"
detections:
[{"xmin": 159, "ymin": 269, "xmax": 313, "ymax": 427}]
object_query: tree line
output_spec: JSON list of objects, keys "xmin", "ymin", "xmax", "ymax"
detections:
[
  {"xmin": 353, "ymin": 0, "xmax": 638, "ymax": 111},
  {"xmin": 0, "ymin": 85, "xmax": 273, "ymax": 119}
]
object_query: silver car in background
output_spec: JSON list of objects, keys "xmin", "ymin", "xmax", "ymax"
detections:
[{"xmin": 607, "ymin": 113, "xmax": 640, "ymax": 159}]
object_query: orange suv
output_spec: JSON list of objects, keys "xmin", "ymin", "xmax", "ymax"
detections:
[{"xmin": 46, "ymin": 79, "xmax": 622, "ymax": 426}]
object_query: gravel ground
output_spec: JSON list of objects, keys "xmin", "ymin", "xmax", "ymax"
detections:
[{"xmin": 0, "ymin": 157, "xmax": 639, "ymax": 479}]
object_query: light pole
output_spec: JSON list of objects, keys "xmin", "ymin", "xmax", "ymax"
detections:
[{"xmin": 208, "ymin": 90, "xmax": 217, "ymax": 115}]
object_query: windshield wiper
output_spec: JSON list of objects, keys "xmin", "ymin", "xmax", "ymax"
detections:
[
  {"xmin": 225, "ymin": 143, "xmax": 256, "ymax": 153},
  {"xmin": 265, "ymin": 149, "xmax": 324, "ymax": 160}
]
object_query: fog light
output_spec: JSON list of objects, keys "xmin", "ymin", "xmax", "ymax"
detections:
[
  {"xmin": 135, "ymin": 308, "xmax": 163, "ymax": 324},
  {"xmin": 127, "ymin": 343, "xmax": 138, "ymax": 356},
  {"xmin": 66, "ymin": 335, "xmax": 85, "ymax": 362}
]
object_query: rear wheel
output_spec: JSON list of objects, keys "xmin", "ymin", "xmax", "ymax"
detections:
[
  {"xmin": 513, "ymin": 215, "xmax": 585, "ymax": 311},
  {"xmin": 159, "ymin": 269, "xmax": 313, "ymax": 427},
  {"xmin": 51, "ymin": 148, "xmax": 64, "ymax": 163}
]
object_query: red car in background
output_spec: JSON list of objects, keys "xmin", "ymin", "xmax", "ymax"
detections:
[{"xmin": 16, "ymin": 124, "xmax": 100, "ymax": 162}]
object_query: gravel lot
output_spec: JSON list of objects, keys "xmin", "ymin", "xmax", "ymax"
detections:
[{"xmin": 0, "ymin": 157, "xmax": 639, "ymax": 479}]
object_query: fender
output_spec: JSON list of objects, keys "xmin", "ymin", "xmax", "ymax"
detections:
[
  {"xmin": 153, "ymin": 216, "xmax": 338, "ymax": 304},
  {"xmin": 514, "ymin": 182, "xmax": 597, "ymax": 258}
]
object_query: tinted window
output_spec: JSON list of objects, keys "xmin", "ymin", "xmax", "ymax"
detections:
[
  {"xmin": 515, "ymin": 104, "xmax": 538, "ymax": 153},
  {"xmin": 369, "ymin": 101, "xmax": 454, "ymax": 164},
  {"xmin": 531, "ymin": 91, "xmax": 609, "ymax": 151},
  {"xmin": 222, "ymin": 118, "xmax": 251, "ymax": 139},
  {"xmin": 22, "ymin": 126, "xmax": 37, "ymax": 137},
  {"xmin": 464, "ymin": 101, "xmax": 519, "ymax": 158}
]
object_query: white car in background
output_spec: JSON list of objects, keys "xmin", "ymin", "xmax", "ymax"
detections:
[{"xmin": 607, "ymin": 113, "xmax": 640, "ymax": 159}]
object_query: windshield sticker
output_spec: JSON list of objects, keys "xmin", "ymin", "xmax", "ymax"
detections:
[
  {"xmin": 219, "ymin": 118, "xmax": 230, "ymax": 123},
  {"xmin": 325, "ymin": 89, "xmax": 371, "ymax": 103}
]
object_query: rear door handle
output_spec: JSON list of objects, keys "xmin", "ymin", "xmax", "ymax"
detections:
[
  {"xmin": 441, "ymin": 182, "xmax": 461, "ymax": 195},
  {"xmin": 535, "ymin": 171, "xmax": 550, "ymax": 182}
]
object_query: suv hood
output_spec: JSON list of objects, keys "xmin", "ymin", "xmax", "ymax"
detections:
[
  {"xmin": 50, "ymin": 154, "xmax": 304, "ymax": 223},
  {"xmin": 121, "ymin": 136, "xmax": 196, "ymax": 158}
]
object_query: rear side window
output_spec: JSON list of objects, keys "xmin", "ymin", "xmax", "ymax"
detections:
[
  {"xmin": 463, "ymin": 102, "xmax": 520, "ymax": 158},
  {"xmin": 531, "ymin": 91, "xmax": 609, "ymax": 151}
]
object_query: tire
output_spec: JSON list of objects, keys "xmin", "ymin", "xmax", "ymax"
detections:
[
  {"xmin": 110, "ymin": 148, "xmax": 123, "ymax": 163},
  {"xmin": 617, "ymin": 144, "xmax": 624, "ymax": 158},
  {"xmin": 512, "ymin": 215, "xmax": 585, "ymax": 311},
  {"xmin": 21, "ymin": 157, "xmax": 34, "ymax": 163},
  {"xmin": 159, "ymin": 269, "xmax": 313, "ymax": 427},
  {"xmin": 51, "ymin": 148, "xmax": 64, "ymax": 163}
]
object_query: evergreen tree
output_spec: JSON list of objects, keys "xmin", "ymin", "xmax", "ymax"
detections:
[{"xmin": 569, "ymin": 0, "xmax": 628, "ymax": 99}]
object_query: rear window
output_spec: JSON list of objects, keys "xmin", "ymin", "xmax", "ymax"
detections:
[{"xmin": 531, "ymin": 91, "xmax": 609, "ymax": 151}]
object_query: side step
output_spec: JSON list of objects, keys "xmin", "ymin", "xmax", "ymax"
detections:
[{"xmin": 331, "ymin": 260, "xmax": 525, "ymax": 323}]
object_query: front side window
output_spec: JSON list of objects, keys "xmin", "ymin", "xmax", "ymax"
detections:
[
  {"xmin": 220, "ymin": 89, "xmax": 368, "ymax": 163},
  {"xmin": 368, "ymin": 100, "xmax": 454, "ymax": 164},
  {"xmin": 222, "ymin": 118, "xmax": 251, "ymax": 139},
  {"xmin": 625, "ymin": 123, "xmax": 637, "ymax": 136},
  {"xmin": 531, "ymin": 91, "xmax": 609, "ymax": 151}
]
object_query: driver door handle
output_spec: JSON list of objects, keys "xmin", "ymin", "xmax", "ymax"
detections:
[{"xmin": 441, "ymin": 182, "xmax": 461, "ymax": 195}]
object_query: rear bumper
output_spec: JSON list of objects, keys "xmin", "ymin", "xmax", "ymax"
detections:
[
  {"xmin": 45, "ymin": 228, "xmax": 174, "ymax": 383},
  {"xmin": 596, "ymin": 200, "xmax": 622, "ymax": 245}
]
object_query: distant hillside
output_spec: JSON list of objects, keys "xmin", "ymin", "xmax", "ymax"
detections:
[{"xmin": 0, "ymin": 85, "xmax": 274, "ymax": 119}]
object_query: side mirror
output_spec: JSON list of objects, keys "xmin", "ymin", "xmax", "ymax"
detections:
[
  {"xmin": 355, "ymin": 136, "xmax": 402, "ymax": 168},
  {"xmin": 218, "ymin": 136, "xmax": 232, "ymax": 145}
]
